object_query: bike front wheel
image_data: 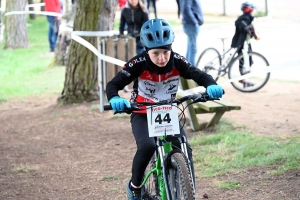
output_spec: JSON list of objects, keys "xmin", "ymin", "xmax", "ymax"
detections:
[
  {"xmin": 143, "ymin": 155, "xmax": 160, "ymax": 200},
  {"xmin": 167, "ymin": 152, "xmax": 195, "ymax": 200},
  {"xmin": 228, "ymin": 51, "xmax": 270, "ymax": 92},
  {"xmin": 196, "ymin": 48, "xmax": 222, "ymax": 81}
]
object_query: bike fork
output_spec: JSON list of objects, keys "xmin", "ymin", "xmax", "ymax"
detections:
[{"xmin": 157, "ymin": 140, "xmax": 171, "ymax": 200}]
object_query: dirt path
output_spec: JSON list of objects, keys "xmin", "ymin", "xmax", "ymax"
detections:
[{"xmin": 0, "ymin": 79, "xmax": 300, "ymax": 200}]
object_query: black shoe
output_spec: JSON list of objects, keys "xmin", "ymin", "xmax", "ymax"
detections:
[{"xmin": 239, "ymin": 80, "xmax": 255, "ymax": 88}]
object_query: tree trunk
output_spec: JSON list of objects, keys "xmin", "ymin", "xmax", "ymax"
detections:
[
  {"xmin": 97, "ymin": 0, "xmax": 118, "ymax": 31},
  {"xmin": 54, "ymin": 0, "xmax": 75, "ymax": 66},
  {"xmin": 28, "ymin": 0, "xmax": 36, "ymax": 20},
  {"xmin": 4, "ymin": 0, "xmax": 28, "ymax": 49},
  {"xmin": 58, "ymin": 0, "xmax": 104, "ymax": 104},
  {"xmin": 55, "ymin": 0, "xmax": 117, "ymax": 67}
]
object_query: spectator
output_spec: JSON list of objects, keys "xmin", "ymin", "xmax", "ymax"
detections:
[
  {"xmin": 179, "ymin": 0, "xmax": 203, "ymax": 66},
  {"xmin": 119, "ymin": 0, "xmax": 149, "ymax": 54},
  {"xmin": 44, "ymin": 0, "xmax": 62, "ymax": 52},
  {"xmin": 176, "ymin": 0, "xmax": 180, "ymax": 18},
  {"xmin": 147, "ymin": 0, "xmax": 157, "ymax": 18}
]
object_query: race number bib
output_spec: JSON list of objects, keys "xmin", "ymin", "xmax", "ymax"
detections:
[{"xmin": 146, "ymin": 104, "xmax": 180, "ymax": 137}]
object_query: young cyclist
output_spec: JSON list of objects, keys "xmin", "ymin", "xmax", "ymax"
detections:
[
  {"xmin": 106, "ymin": 18, "xmax": 224, "ymax": 200},
  {"xmin": 231, "ymin": 2, "xmax": 260, "ymax": 87}
]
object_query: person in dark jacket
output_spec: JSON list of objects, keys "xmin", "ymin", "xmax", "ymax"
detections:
[
  {"xmin": 146, "ymin": 0, "xmax": 157, "ymax": 18},
  {"xmin": 179, "ymin": 0, "xmax": 204, "ymax": 66},
  {"xmin": 119, "ymin": 0, "xmax": 149, "ymax": 54},
  {"xmin": 231, "ymin": 2, "xmax": 260, "ymax": 87},
  {"xmin": 107, "ymin": 18, "xmax": 224, "ymax": 200}
]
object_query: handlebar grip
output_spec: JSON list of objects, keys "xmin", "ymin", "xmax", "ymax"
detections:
[{"xmin": 104, "ymin": 104, "xmax": 112, "ymax": 110}]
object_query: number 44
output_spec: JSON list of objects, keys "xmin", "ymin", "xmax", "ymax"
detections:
[{"xmin": 155, "ymin": 113, "xmax": 171, "ymax": 124}]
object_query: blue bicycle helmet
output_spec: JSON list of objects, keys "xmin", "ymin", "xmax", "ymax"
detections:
[{"xmin": 140, "ymin": 19, "xmax": 175, "ymax": 49}]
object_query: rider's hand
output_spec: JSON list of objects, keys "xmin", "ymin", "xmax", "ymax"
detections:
[
  {"xmin": 109, "ymin": 96, "xmax": 131, "ymax": 112},
  {"xmin": 207, "ymin": 85, "xmax": 224, "ymax": 98}
]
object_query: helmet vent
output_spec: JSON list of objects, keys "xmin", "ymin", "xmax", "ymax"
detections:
[
  {"xmin": 147, "ymin": 33, "xmax": 154, "ymax": 41},
  {"xmin": 155, "ymin": 31, "xmax": 160, "ymax": 38},
  {"xmin": 162, "ymin": 22, "xmax": 168, "ymax": 26},
  {"xmin": 163, "ymin": 30, "xmax": 168, "ymax": 39}
]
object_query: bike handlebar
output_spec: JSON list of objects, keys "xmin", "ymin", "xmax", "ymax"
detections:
[{"xmin": 104, "ymin": 92, "xmax": 221, "ymax": 114}]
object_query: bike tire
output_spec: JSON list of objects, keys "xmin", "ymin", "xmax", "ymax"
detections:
[
  {"xmin": 196, "ymin": 48, "xmax": 222, "ymax": 81},
  {"xmin": 228, "ymin": 51, "xmax": 270, "ymax": 93},
  {"xmin": 167, "ymin": 152, "xmax": 195, "ymax": 200},
  {"xmin": 143, "ymin": 155, "xmax": 160, "ymax": 200}
]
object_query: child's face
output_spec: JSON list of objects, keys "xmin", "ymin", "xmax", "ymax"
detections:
[{"xmin": 148, "ymin": 49, "xmax": 171, "ymax": 67}]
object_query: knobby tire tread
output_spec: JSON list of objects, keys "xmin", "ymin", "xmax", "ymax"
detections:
[{"xmin": 168, "ymin": 152, "xmax": 195, "ymax": 200}]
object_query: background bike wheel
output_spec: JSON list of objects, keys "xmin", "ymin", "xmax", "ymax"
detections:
[
  {"xmin": 143, "ymin": 155, "xmax": 160, "ymax": 200},
  {"xmin": 228, "ymin": 51, "xmax": 270, "ymax": 92},
  {"xmin": 167, "ymin": 153, "xmax": 195, "ymax": 200},
  {"xmin": 196, "ymin": 48, "xmax": 222, "ymax": 81}
]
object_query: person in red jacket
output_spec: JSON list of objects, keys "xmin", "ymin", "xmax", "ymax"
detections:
[{"xmin": 44, "ymin": 0, "xmax": 62, "ymax": 52}]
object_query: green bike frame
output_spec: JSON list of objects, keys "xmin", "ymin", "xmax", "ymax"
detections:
[{"xmin": 141, "ymin": 135, "xmax": 173, "ymax": 200}]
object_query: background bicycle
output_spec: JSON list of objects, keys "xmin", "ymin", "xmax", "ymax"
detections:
[
  {"xmin": 104, "ymin": 92, "xmax": 218, "ymax": 200},
  {"xmin": 196, "ymin": 35, "xmax": 270, "ymax": 93}
]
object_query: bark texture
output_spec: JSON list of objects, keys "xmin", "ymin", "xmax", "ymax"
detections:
[
  {"xmin": 4, "ymin": 0, "xmax": 28, "ymax": 49},
  {"xmin": 58, "ymin": 0, "xmax": 103, "ymax": 104},
  {"xmin": 98, "ymin": 0, "xmax": 118, "ymax": 31}
]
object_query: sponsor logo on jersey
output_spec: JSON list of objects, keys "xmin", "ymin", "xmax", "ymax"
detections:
[
  {"xmin": 121, "ymin": 70, "xmax": 131, "ymax": 77},
  {"xmin": 174, "ymin": 53, "xmax": 189, "ymax": 64},
  {"xmin": 144, "ymin": 80, "xmax": 156, "ymax": 87},
  {"xmin": 168, "ymin": 84, "xmax": 176, "ymax": 90},
  {"xmin": 146, "ymin": 87, "xmax": 156, "ymax": 95},
  {"xmin": 128, "ymin": 57, "xmax": 146, "ymax": 67},
  {"xmin": 145, "ymin": 87, "xmax": 158, "ymax": 101},
  {"xmin": 163, "ymin": 78, "xmax": 179, "ymax": 85}
]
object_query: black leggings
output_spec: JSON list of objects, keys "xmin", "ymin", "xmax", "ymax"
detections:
[{"xmin": 130, "ymin": 113, "xmax": 193, "ymax": 186}]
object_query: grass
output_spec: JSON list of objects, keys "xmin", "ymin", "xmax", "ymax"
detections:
[
  {"xmin": 0, "ymin": 16, "xmax": 65, "ymax": 101},
  {"xmin": 215, "ymin": 180, "xmax": 243, "ymax": 189},
  {"xmin": 100, "ymin": 176, "xmax": 120, "ymax": 181},
  {"xmin": 13, "ymin": 165, "xmax": 35, "ymax": 173},
  {"xmin": 190, "ymin": 121, "xmax": 300, "ymax": 177}
]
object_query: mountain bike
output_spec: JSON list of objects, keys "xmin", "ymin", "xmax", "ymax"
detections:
[
  {"xmin": 196, "ymin": 36, "xmax": 270, "ymax": 92},
  {"xmin": 104, "ymin": 92, "xmax": 218, "ymax": 200}
]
